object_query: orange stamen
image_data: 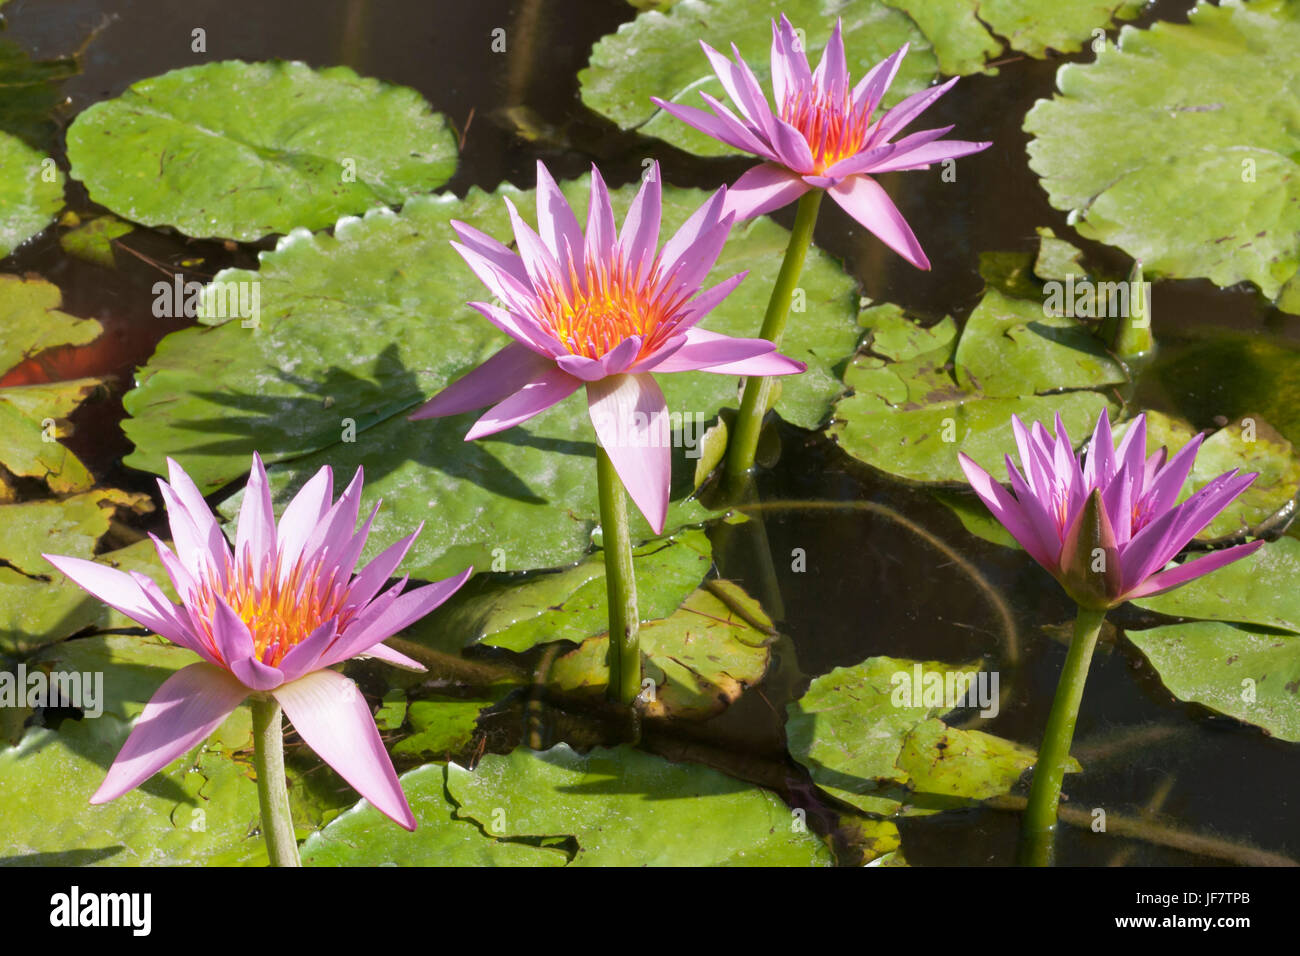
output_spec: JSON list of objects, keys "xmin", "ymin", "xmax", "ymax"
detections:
[{"xmin": 780, "ymin": 86, "xmax": 873, "ymax": 174}]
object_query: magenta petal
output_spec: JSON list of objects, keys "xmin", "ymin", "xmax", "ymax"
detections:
[
  {"xmin": 585, "ymin": 165, "xmax": 618, "ymax": 271},
  {"xmin": 163, "ymin": 459, "xmax": 229, "ymax": 569},
  {"xmin": 275, "ymin": 619, "xmax": 339, "ymax": 683},
  {"xmin": 1122, "ymin": 540, "xmax": 1264, "ymax": 601},
  {"xmin": 813, "ymin": 18, "xmax": 848, "ymax": 100},
  {"xmin": 464, "ymin": 301, "xmax": 563, "ymax": 356},
  {"xmin": 671, "ymin": 271, "xmax": 748, "ymax": 331},
  {"xmin": 828, "ymin": 175, "xmax": 929, "ymax": 270},
  {"xmin": 275, "ymin": 465, "xmax": 333, "ymax": 578},
  {"xmin": 701, "ymin": 42, "xmax": 776, "ymax": 140},
  {"xmin": 618, "ymin": 166, "xmax": 662, "ymax": 283},
  {"xmin": 556, "ymin": 335, "xmax": 641, "ymax": 380},
  {"xmin": 1143, "ymin": 433, "xmax": 1204, "ymax": 516},
  {"xmin": 856, "ymin": 137, "xmax": 991, "ymax": 175},
  {"xmin": 651, "ymin": 97, "xmax": 773, "ymax": 160},
  {"xmin": 327, "ymin": 567, "xmax": 475, "ymax": 667},
  {"xmin": 274, "ymin": 669, "xmax": 415, "ymax": 831},
  {"xmin": 235, "ymin": 452, "xmax": 277, "ymax": 575},
  {"xmin": 776, "ymin": 14, "xmax": 813, "ymax": 91},
  {"xmin": 90, "ymin": 662, "xmax": 247, "ymax": 804},
  {"xmin": 347, "ymin": 526, "xmax": 422, "ymax": 610},
  {"xmin": 450, "ymin": 219, "xmax": 531, "ymax": 290},
  {"xmin": 658, "ymin": 186, "xmax": 727, "ymax": 281},
  {"xmin": 872, "ymin": 76, "xmax": 959, "ymax": 144},
  {"xmin": 43, "ymin": 554, "xmax": 196, "ymax": 651},
  {"xmin": 958, "ymin": 453, "xmax": 1055, "ymax": 569},
  {"xmin": 355, "ymin": 641, "xmax": 426, "ymax": 672},
  {"xmin": 464, "ymin": 366, "xmax": 583, "ymax": 440},
  {"xmin": 156, "ymin": 482, "xmax": 224, "ymax": 583},
  {"xmin": 410, "ymin": 342, "xmax": 555, "ymax": 421},
  {"xmin": 853, "ymin": 43, "xmax": 908, "ymax": 113},
  {"xmin": 503, "ymin": 196, "xmax": 563, "ymax": 293},
  {"xmin": 1083, "ymin": 409, "xmax": 1115, "ymax": 488},
  {"xmin": 723, "ymin": 163, "xmax": 812, "ymax": 221},
  {"xmin": 534, "ymin": 160, "xmax": 585, "ymax": 274},
  {"xmin": 587, "ymin": 373, "xmax": 671, "ymax": 534}
]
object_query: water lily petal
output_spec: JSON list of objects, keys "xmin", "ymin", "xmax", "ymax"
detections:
[
  {"xmin": 90, "ymin": 662, "xmax": 248, "ymax": 804},
  {"xmin": 828, "ymin": 175, "xmax": 929, "ymax": 270},
  {"xmin": 274, "ymin": 669, "xmax": 415, "ymax": 831},
  {"xmin": 464, "ymin": 366, "xmax": 583, "ymax": 440},
  {"xmin": 410, "ymin": 342, "xmax": 555, "ymax": 420},
  {"xmin": 1122, "ymin": 540, "xmax": 1264, "ymax": 601},
  {"xmin": 722, "ymin": 163, "xmax": 812, "ymax": 221},
  {"xmin": 588, "ymin": 373, "xmax": 671, "ymax": 534}
]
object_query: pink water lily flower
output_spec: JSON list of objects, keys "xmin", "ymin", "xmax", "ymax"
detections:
[
  {"xmin": 44, "ymin": 455, "xmax": 472, "ymax": 831},
  {"xmin": 652, "ymin": 15, "xmax": 991, "ymax": 270},
  {"xmin": 959, "ymin": 411, "xmax": 1263, "ymax": 610},
  {"xmin": 409, "ymin": 160, "xmax": 806, "ymax": 532}
]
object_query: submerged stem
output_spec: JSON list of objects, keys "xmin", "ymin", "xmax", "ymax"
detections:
[
  {"xmin": 724, "ymin": 189, "xmax": 823, "ymax": 489},
  {"xmin": 1019, "ymin": 605, "xmax": 1107, "ymax": 866},
  {"xmin": 252, "ymin": 696, "xmax": 301, "ymax": 867},
  {"xmin": 596, "ymin": 447, "xmax": 641, "ymax": 707}
]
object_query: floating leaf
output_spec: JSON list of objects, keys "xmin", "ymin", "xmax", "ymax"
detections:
[
  {"xmin": 0, "ymin": 133, "xmax": 62, "ymax": 258},
  {"xmin": 59, "ymin": 215, "xmax": 133, "ymax": 268},
  {"xmin": 579, "ymin": 0, "xmax": 936, "ymax": 158},
  {"xmin": 66, "ymin": 60, "xmax": 458, "ymax": 242},
  {"xmin": 0, "ymin": 489, "xmax": 150, "ymax": 576},
  {"xmin": 447, "ymin": 744, "xmax": 833, "ymax": 865},
  {"xmin": 833, "ymin": 284, "xmax": 1118, "ymax": 482},
  {"xmin": 302, "ymin": 763, "xmax": 565, "ymax": 866},
  {"xmin": 1126, "ymin": 621, "xmax": 1300, "ymax": 742},
  {"xmin": 786, "ymin": 656, "xmax": 1065, "ymax": 816},
  {"xmin": 931, "ymin": 488, "xmax": 1019, "ymax": 550},
  {"xmin": 124, "ymin": 178, "xmax": 861, "ymax": 577},
  {"xmin": 546, "ymin": 579, "xmax": 773, "ymax": 719},
  {"xmin": 391, "ymin": 694, "xmax": 507, "ymax": 760},
  {"xmin": 1131, "ymin": 537, "xmax": 1300, "ymax": 634},
  {"xmin": 0, "ymin": 39, "xmax": 78, "ymax": 151},
  {"xmin": 1024, "ymin": 0, "xmax": 1300, "ymax": 312},
  {"xmin": 410, "ymin": 528, "xmax": 712, "ymax": 654}
]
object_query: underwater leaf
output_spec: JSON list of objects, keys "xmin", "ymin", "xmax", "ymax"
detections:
[
  {"xmin": 1126, "ymin": 621, "xmax": 1300, "ymax": 742},
  {"xmin": 1024, "ymin": 0, "xmax": 1300, "ymax": 312},
  {"xmin": 447, "ymin": 744, "xmax": 833, "ymax": 865},
  {"xmin": 579, "ymin": 0, "xmax": 936, "ymax": 158},
  {"xmin": 0, "ymin": 133, "xmax": 62, "ymax": 258},
  {"xmin": 390, "ymin": 694, "xmax": 508, "ymax": 760},
  {"xmin": 66, "ymin": 60, "xmax": 458, "ymax": 242},
  {"xmin": 302, "ymin": 763, "xmax": 566, "ymax": 866},
  {"xmin": 124, "ymin": 179, "xmax": 861, "ymax": 577},
  {"xmin": 545, "ymin": 579, "xmax": 773, "ymax": 719},
  {"xmin": 59, "ymin": 215, "xmax": 133, "ymax": 268}
]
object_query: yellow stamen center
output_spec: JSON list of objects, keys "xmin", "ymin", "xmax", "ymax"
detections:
[{"xmin": 781, "ymin": 87, "xmax": 873, "ymax": 174}]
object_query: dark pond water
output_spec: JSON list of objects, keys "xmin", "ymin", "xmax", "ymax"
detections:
[{"xmin": 3, "ymin": 0, "xmax": 1297, "ymax": 865}]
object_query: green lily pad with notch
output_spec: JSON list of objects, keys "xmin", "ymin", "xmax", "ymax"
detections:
[
  {"xmin": 0, "ymin": 488, "xmax": 151, "ymax": 577},
  {"xmin": 580, "ymin": 0, "xmax": 937, "ymax": 158},
  {"xmin": 1024, "ymin": 0, "xmax": 1300, "ymax": 313},
  {"xmin": 407, "ymin": 527, "xmax": 713, "ymax": 655},
  {"xmin": 447, "ymin": 743, "xmax": 833, "ymax": 865},
  {"xmin": 0, "ymin": 133, "xmax": 62, "ymax": 258},
  {"xmin": 786, "ymin": 656, "xmax": 1072, "ymax": 816},
  {"xmin": 124, "ymin": 177, "xmax": 861, "ymax": 579},
  {"xmin": 1114, "ymin": 411, "xmax": 1300, "ymax": 540},
  {"xmin": 302, "ymin": 763, "xmax": 567, "ymax": 866},
  {"xmin": 59, "ymin": 215, "xmax": 133, "ymax": 268},
  {"xmin": 1126, "ymin": 620, "xmax": 1300, "ymax": 742},
  {"xmin": 1131, "ymin": 536, "xmax": 1300, "ymax": 634},
  {"xmin": 66, "ymin": 60, "xmax": 458, "ymax": 242},
  {"xmin": 545, "ymin": 579, "xmax": 774, "ymax": 719}
]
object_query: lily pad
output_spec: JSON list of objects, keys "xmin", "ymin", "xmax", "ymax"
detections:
[
  {"xmin": 1131, "ymin": 537, "xmax": 1300, "ymax": 634},
  {"xmin": 546, "ymin": 579, "xmax": 774, "ymax": 718},
  {"xmin": 59, "ymin": 215, "xmax": 133, "ymax": 268},
  {"xmin": 0, "ymin": 39, "xmax": 78, "ymax": 151},
  {"xmin": 579, "ymin": 0, "xmax": 937, "ymax": 158},
  {"xmin": 884, "ymin": 0, "xmax": 1143, "ymax": 75},
  {"xmin": 833, "ymin": 288, "xmax": 1119, "ymax": 483},
  {"xmin": 1126, "ymin": 621, "xmax": 1300, "ymax": 742},
  {"xmin": 0, "ymin": 132, "xmax": 62, "ymax": 258},
  {"xmin": 303, "ymin": 763, "xmax": 565, "ymax": 866},
  {"xmin": 447, "ymin": 744, "xmax": 833, "ymax": 865},
  {"xmin": 786, "ymin": 656, "xmax": 1067, "ymax": 816},
  {"xmin": 0, "ymin": 489, "xmax": 151, "ymax": 577},
  {"xmin": 124, "ymin": 178, "xmax": 862, "ymax": 578},
  {"xmin": 1024, "ymin": 0, "xmax": 1300, "ymax": 312},
  {"xmin": 410, "ymin": 528, "xmax": 713, "ymax": 654},
  {"xmin": 65, "ymin": 60, "xmax": 459, "ymax": 242}
]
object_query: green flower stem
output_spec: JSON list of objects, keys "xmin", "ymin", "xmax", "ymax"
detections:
[
  {"xmin": 1019, "ymin": 605, "xmax": 1108, "ymax": 866},
  {"xmin": 596, "ymin": 447, "xmax": 641, "ymax": 707},
  {"xmin": 252, "ymin": 696, "xmax": 301, "ymax": 867},
  {"xmin": 724, "ymin": 188, "xmax": 824, "ymax": 488}
]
